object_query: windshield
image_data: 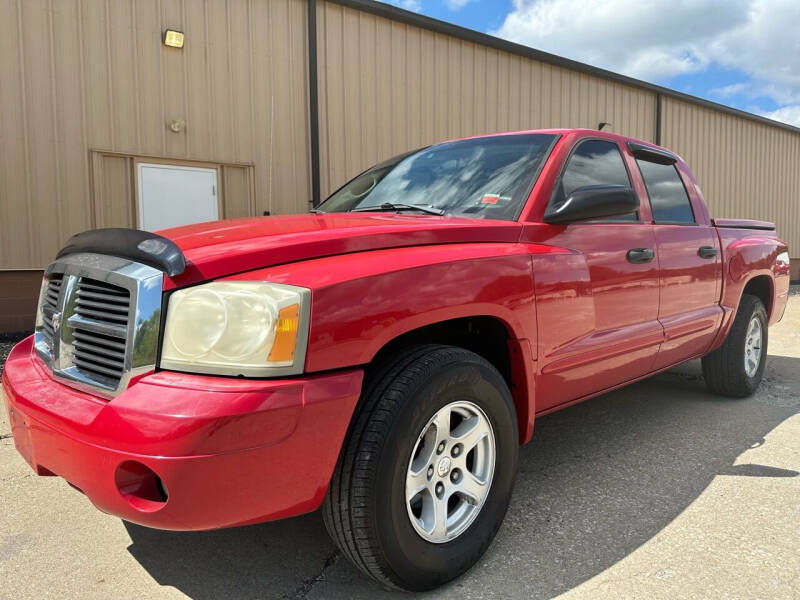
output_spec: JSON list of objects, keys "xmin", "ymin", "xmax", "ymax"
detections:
[{"xmin": 317, "ymin": 133, "xmax": 557, "ymax": 220}]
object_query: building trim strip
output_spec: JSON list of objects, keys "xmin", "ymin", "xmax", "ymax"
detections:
[{"xmin": 308, "ymin": 0, "xmax": 322, "ymax": 207}]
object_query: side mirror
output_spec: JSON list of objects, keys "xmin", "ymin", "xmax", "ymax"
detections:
[{"xmin": 543, "ymin": 185, "xmax": 639, "ymax": 224}]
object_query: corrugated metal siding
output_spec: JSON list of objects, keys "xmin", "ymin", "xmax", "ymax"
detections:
[
  {"xmin": 221, "ymin": 164, "xmax": 255, "ymax": 219},
  {"xmin": 0, "ymin": 0, "xmax": 310, "ymax": 269},
  {"xmin": 316, "ymin": 0, "xmax": 656, "ymax": 197},
  {"xmin": 92, "ymin": 153, "xmax": 136, "ymax": 229},
  {"xmin": 661, "ymin": 97, "xmax": 800, "ymax": 256}
]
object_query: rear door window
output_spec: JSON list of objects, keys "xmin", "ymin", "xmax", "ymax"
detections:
[{"xmin": 636, "ymin": 160, "xmax": 695, "ymax": 224}]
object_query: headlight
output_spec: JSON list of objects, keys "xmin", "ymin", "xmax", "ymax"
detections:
[{"xmin": 160, "ymin": 281, "xmax": 310, "ymax": 377}]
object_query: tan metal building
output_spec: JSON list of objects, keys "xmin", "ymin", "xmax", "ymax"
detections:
[{"xmin": 1, "ymin": 0, "xmax": 798, "ymax": 333}]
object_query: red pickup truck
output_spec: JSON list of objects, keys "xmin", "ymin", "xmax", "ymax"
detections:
[{"xmin": 3, "ymin": 129, "xmax": 791, "ymax": 591}]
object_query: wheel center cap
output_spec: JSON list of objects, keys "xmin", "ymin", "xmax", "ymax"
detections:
[{"xmin": 437, "ymin": 456, "xmax": 451, "ymax": 477}]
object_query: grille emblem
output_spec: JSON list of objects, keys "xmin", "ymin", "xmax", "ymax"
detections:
[{"xmin": 51, "ymin": 311, "xmax": 62, "ymax": 336}]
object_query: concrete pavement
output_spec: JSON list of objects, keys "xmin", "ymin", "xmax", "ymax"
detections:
[{"xmin": 2, "ymin": 293, "xmax": 799, "ymax": 599}]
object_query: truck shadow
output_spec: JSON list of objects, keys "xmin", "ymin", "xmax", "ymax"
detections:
[{"xmin": 124, "ymin": 356, "xmax": 800, "ymax": 600}]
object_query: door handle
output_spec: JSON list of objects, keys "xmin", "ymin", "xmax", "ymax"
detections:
[
  {"xmin": 698, "ymin": 246, "xmax": 718, "ymax": 259},
  {"xmin": 626, "ymin": 248, "xmax": 655, "ymax": 264}
]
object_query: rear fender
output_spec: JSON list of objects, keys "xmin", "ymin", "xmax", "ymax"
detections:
[{"xmin": 709, "ymin": 233, "xmax": 790, "ymax": 351}]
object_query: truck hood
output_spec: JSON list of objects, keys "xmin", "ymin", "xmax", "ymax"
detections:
[{"xmin": 159, "ymin": 213, "xmax": 522, "ymax": 288}]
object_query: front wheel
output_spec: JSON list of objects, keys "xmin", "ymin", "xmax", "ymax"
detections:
[
  {"xmin": 702, "ymin": 294, "xmax": 768, "ymax": 397},
  {"xmin": 322, "ymin": 345, "xmax": 518, "ymax": 591}
]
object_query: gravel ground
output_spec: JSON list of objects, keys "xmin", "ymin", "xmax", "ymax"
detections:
[
  {"xmin": 0, "ymin": 332, "xmax": 28, "ymax": 376},
  {"xmin": 1, "ymin": 292, "xmax": 799, "ymax": 600}
]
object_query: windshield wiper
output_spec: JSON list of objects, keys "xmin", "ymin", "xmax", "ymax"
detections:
[{"xmin": 350, "ymin": 202, "xmax": 445, "ymax": 215}]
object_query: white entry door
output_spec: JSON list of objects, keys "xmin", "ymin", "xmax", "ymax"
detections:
[{"xmin": 137, "ymin": 163, "xmax": 218, "ymax": 232}]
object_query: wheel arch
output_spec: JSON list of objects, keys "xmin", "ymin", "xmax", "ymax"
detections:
[
  {"xmin": 710, "ymin": 271, "xmax": 776, "ymax": 354},
  {"xmin": 365, "ymin": 316, "xmax": 535, "ymax": 444},
  {"xmin": 741, "ymin": 274, "xmax": 773, "ymax": 318}
]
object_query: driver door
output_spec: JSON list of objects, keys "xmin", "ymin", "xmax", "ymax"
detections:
[{"xmin": 530, "ymin": 138, "xmax": 661, "ymax": 411}]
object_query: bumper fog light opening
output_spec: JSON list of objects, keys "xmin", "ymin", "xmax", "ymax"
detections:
[{"xmin": 114, "ymin": 461, "xmax": 168, "ymax": 512}]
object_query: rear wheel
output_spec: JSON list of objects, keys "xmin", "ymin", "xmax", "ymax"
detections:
[
  {"xmin": 702, "ymin": 294, "xmax": 768, "ymax": 397},
  {"xmin": 322, "ymin": 345, "xmax": 518, "ymax": 591}
]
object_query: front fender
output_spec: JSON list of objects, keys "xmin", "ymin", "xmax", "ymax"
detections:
[
  {"xmin": 222, "ymin": 242, "xmax": 558, "ymax": 443},
  {"xmin": 280, "ymin": 244, "xmax": 540, "ymax": 373},
  {"xmin": 223, "ymin": 243, "xmax": 543, "ymax": 371}
]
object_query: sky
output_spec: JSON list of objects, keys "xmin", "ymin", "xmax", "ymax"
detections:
[{"xmin": 382, "ymin": 0, "xmax": 800, "ymax": 127}]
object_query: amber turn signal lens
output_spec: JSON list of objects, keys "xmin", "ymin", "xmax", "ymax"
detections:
[{"xmin": 268, "ymin": 304, "xmax": 300, "ymax": 362}]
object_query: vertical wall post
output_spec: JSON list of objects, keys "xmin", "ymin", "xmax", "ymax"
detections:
[
  {"xmin": 655, "ymin": 93, "xmax": 662, "ymax": 146},
  {"xmin": 308, "ymin": 0, "xmax": 322, "ymax": 207}
]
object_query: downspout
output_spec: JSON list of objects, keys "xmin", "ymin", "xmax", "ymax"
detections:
[
  {"xmin": 308, "ymin": 0, "xmax": 322, "ymax": 207},
  {"xmin": 655, "ymin": 93, "xmax": 662, "ymax": 146}
]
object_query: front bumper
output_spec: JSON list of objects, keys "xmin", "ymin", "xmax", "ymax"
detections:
[{"xmin": 2, "ymin": 336, "xmax": 362, "ymax": 530}]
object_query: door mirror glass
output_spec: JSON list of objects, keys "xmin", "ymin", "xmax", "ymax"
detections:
[{"xmin": 543, "ymin": 184, "xmax": 639, "ymax": 224}]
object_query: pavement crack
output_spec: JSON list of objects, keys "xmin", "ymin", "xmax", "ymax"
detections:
[
  {"xmin": 0, "ymin": 433, "xmax": 12, "ymax": 440},
  {"xmin": 282, "ymin": 551, "xmax": 339, "ymax": 600}
]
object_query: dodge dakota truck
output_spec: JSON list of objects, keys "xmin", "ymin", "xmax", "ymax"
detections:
[{"xmin": 2, "ymin": 129, "xmax": 791, "ymax": 591}]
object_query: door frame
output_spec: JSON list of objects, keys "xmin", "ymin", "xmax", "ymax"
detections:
[{"xmin": 89, "ymin": 150, "xmax": 256, "ymax": 230}]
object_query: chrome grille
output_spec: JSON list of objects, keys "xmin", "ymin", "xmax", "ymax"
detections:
[
  {"xmin": 33, "ymin": 253, "xmax": 164, "ymax": 398},
  {"xmin": 71, "ymin": 278, "xmax": 131, "ymax": 385},
  {"xmin": 75, "ymin": 279, "xmax": 131, "ymax": 323},
  {"xmin": 40, "ymin": 274, "xmax": 63, "ymax": 351}
]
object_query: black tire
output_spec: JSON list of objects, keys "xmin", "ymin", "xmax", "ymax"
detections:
[
  {"xmin": 702, "ymin": 294, "xmax": 768, "ymax": 397},
  {"xmin": 322, "ymin": 344, "xmax": 518, "ymax": 591}
]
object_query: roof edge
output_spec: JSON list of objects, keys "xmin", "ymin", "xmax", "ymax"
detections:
[{"xmin": 330, "ymin": 0, "xmax": 800, "ymax": 136}]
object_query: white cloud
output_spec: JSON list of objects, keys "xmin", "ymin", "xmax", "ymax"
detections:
[
  {"xmin": 445, "ymin": 0, "xmax": 473, "ymax": 10},
  {"xmin": 707, "ymin": 1, "xmax": 800, "ymax": 105},
  {"xmin": 761, "ymin": 105, "xmax": 800, "ymax": 127},
  {"xmin": 710, "ymin": 83, "xmax": 749, "ymax": 98},
  {"xmin": 491, "ymin": 0, "xmax": 800, "ymax": 126},
  {"xmin": 492, "ymin": 0, "xmax": 747, "ymax": 80}
]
